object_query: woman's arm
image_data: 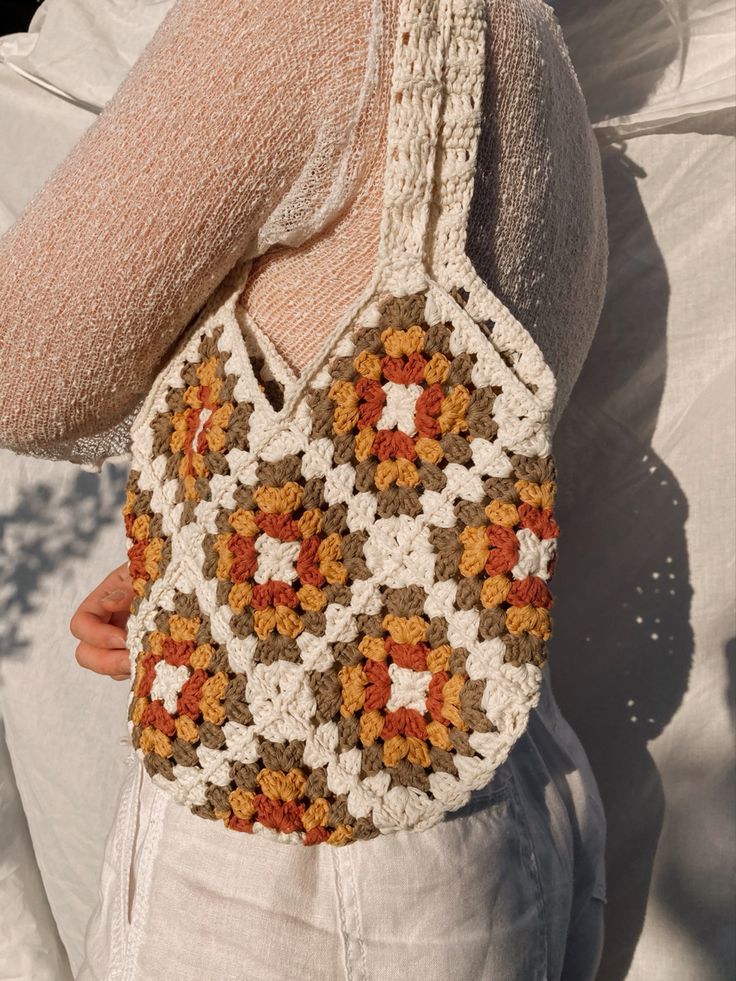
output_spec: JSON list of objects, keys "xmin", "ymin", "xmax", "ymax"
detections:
[{"xmin": 0, "ymin": 0, "xmax": 375, "ymax": 460}]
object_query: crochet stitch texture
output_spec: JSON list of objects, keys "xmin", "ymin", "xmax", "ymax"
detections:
[{"xmin": 122, "ymin": 0, "xmax": 561, "ymax": 845}]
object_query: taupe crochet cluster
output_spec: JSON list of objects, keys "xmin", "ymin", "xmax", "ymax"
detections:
[{"xmin": 117, "ymin": 0, "xmax": 598, "ymax": 844}]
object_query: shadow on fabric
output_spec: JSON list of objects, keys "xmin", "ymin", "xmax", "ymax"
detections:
[
  {"xmin": 551, "ymin": 1, "xmax": 704, "ymax": 978},
  {"xmin": 0, "ymin": 463, "xmax": 128, "ymax": 665}
]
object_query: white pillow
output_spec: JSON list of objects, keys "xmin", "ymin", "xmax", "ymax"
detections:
[
  {"xmin": 0, "ymin": 0, "xmax": 175, "ymax": 110},
  {"xmin": 557, "ymin": 0, "xmax": 734, "ymax": 138}
]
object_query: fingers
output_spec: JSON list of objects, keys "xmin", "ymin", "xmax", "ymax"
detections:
[
  {"xmin": 104, "ymin": 562, "xmax": 134, "ymax": 592},
  {"xmin": 69, "ymin": 563, "xmax": 134, "ymax": 642},
  {"xmin": 70, "ymin": 562, "xmax": 136, "ymax": 680},
  {"xmin": 98, "ymin": 564, "xmax": 135, "ymax": 610},
  {"xmin": 74, "ymin": 640, "xmax": 131, "ymax": 680},
  {"xmin": 109, "ymin": 608, "xmax": 132, "ymax": 631},
  {"xmin": 70, "ymin": 610, "xmax": 128, "ymax": 651}
]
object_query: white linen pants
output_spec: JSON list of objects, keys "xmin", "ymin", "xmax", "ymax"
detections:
[{"xmin": 77, "ymin": 669, "xmax": 607, "ymax": 981}]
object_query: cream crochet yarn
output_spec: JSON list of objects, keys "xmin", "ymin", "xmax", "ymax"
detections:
[{"xmin": 119, "ymin": 0, "xmax": 590, "ymax": 845}]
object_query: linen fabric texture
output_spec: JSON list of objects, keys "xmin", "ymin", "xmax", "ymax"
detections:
[{"xmin": 78, "ymin": 692, "xmax": 607, "ymax": 981}]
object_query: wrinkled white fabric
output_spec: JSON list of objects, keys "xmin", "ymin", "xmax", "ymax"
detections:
[
  {"xmin": 0, "ymin": 724, "xmax": 72, "ymax": 981},
  {"xmin": 77, "ymin": 695, "xmax": 607, "ymax": 981}
]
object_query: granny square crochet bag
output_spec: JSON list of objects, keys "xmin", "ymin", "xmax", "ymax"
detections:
[{"xmin": 121, "ymin": 0, "xmax": 559, "ymax": 846}]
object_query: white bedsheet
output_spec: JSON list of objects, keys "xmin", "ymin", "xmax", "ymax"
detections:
[{"xmin": 0, "ymin": 1, "xmax": 733, "ymax": 978}]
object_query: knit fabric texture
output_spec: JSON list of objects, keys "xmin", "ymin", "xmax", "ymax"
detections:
[
  {"xmin": 0, "ymin": 0, "xmax": 606, "ymax": 466},
  {"xmin": 120, "ymin": 0, "xmax": 577, "ymax": 845}
]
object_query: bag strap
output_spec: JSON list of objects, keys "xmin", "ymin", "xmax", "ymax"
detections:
[
  {"xmin": 374, "ymin": 0, "xmax": 454, "ymax": 292},
  {"xmin": 427, "ymin": 0, "xmax": 486, "ymax": 278}
]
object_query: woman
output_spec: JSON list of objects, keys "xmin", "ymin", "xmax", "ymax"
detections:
[{"xmin": 0, "ymin": 1, "xmax": 608, "ymax": 977}]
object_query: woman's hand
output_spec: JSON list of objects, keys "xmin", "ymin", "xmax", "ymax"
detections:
[{"xmin": 69, "ymin": 562, "xmax": 134, "ymax": 680}]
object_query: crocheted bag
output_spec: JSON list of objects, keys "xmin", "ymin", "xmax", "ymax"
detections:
[{"xmin": 121, "ymin": 0, "xmax": 559, "ymax": 846}]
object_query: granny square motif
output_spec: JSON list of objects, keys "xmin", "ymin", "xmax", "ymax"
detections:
[{"xmin": 121, "ymin": 0, "xmax": 560, "ymax": 846}]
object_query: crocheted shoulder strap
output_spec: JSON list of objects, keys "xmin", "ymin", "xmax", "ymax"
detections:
[
  {"xmin": 371, "ymin": 0, "xmax": 451, "ymax": 294},
  {"xmin": 425, "ymin": 0, "xmax": 557, "ymax": 413},
  {"xmin": 368, "ymin": 0, "xmax": 554, "ymax": 416}
]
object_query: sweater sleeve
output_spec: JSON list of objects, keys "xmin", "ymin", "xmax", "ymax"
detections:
[{"xmin": 0, "ymin": 0, "xmax": 378, "ymax": 465}]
